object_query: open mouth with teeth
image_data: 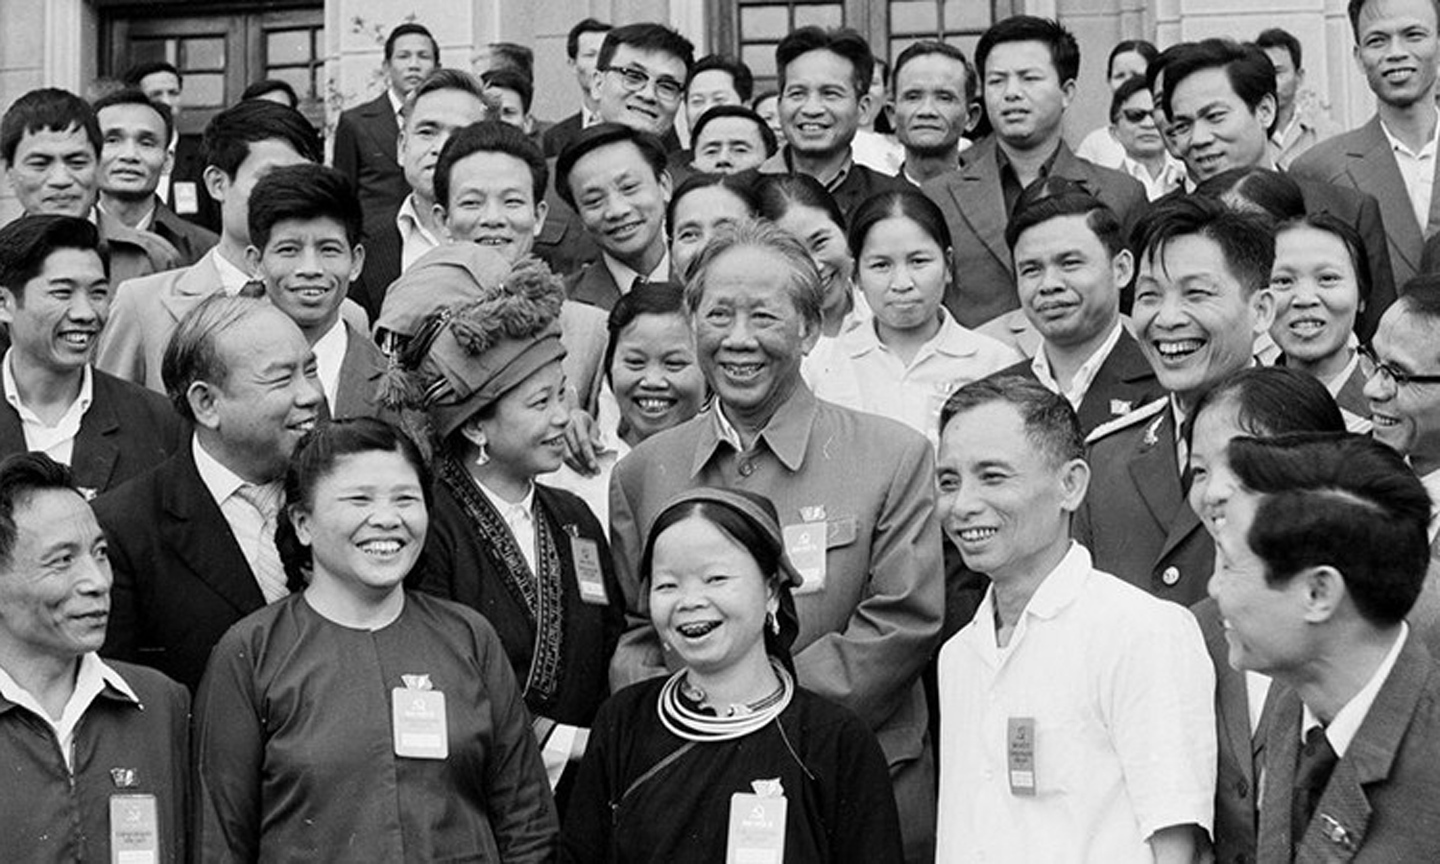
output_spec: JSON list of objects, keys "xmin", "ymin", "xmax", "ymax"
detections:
[
  {"xmin": 59, "ymin": 331, "xmax": 97, "ymax": 349},
  {"xmin": 632, "ymin": 395, "xmax": 677, "ymax": 416},
  {"xmin": 719, "ymin": 361, "xmax": 764, "ymax": 383},
  {"xmin": 957, "ymin": 527, "xmax": 998, "ymax": 543},
  {"xmin": 473, "ymin": 236, "xmax": 512, "ymax": 247},
  {"xmin": 1285, "ymin": 318, "xmax": 1328, "ymax": 337},
  {"xmin": 359, "ymin": 539, "xmax": 405, "ymax": 557},
  {"xmin": 676, "ymin": 620, "xmax": 720, "ymax": 639},
  {"xmin": 1154, "ymin": 338, "xmax": 1205, "ymax": 362},
  {"xmin": 1371, "ymin": 411, "xmax": 1400, "ymax": 429}
]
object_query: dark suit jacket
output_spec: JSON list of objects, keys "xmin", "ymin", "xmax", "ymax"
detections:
[
  {"xmin": 1074, "ymin": 398, "xmax": 1213, "ymax": 605},
  {"xmin": 1257, "ymin": 635, "xmax": 1440, "ymax": 863},
  {"xmin": 95, "ymin": 446, "xmax": 267, "ymax": 691},
  {"xmin": 1292, "ymin": 115, "xmax": 1440, "ymax": 291},
  {"xmin": 349, "ymin": 217, "xmax": 402, "ymax": 323},
  {"xmin": 542, "ymin": 112, "xmax": 584, "ymax": 158},
  {"xmin": 564, "ymin": 260, "xmax": 624, "ymax": 311},
  {"xmin": 150, "ymin": 199, "xmax": 217, "ymax": 268},
  {"xmin": 1195, "ymin": 597, "xmax": 1274, "ymax": 864},
  {"xmin": 332, "ymin": 321, "xmax": 387, "ymax": 419},
  {"xmin": 163, "ymin": 133, "xmax": 217, "ymax": 233},
  {"xmin": 0, "ymin": 369, "xmax": 185, "ymax": 496},
  {"xmin": 753, "ymin": 148, "xmax": 913, "ymax": 225},
  {"xmin": 331, "ymin": 93, "xmax": 409, "ymax": 230},
  {"xmin": 993, "ymin": 329, "xmax": 1162, "ymax": 435},
  {"xmin": 922, "ymin": 137, "xmax": 1148, "ymax": 329}
]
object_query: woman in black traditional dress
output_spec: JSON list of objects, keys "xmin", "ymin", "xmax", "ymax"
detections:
[
  {"xmin": 390, "ymin": 271, "xmax": 626, "ymax": 805},
  {"xmin": 560, "ymin": 487, "xmax": 902, "ymax": 864}
]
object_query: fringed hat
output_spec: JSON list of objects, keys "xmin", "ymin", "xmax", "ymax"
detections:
[{"xmin": 379, "ymin": 245, "xmax": 567, "ymax": 440}]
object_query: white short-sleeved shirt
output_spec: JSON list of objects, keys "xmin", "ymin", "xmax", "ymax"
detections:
[
  {"xmin": 813, "ymin": 308, "xmax": 1020, "ymax": 448},
  {"xmin": 936, "ymin": 543, "xmax": 1217, "ymax": 864}
]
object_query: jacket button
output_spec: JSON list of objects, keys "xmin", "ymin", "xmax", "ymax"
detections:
[
  {"xmin": 1236, "ymin": 779, "xmax": 1249, "ymax": 799},
  {"xmin": 739, "ymin": 461, "xmax": 754, "ymax": 477},
  {"xmin": 1161, "ymin": 566, "xmax": 1180, "ymax": 586}
]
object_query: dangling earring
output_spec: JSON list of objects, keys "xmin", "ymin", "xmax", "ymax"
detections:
[
  {"xmin": 766, "ymin": 610, "xmax": 780, "ymax": 636},
  {"xmin": 475, "ymin": 440, "xmax": 490, "ymax": 467}
]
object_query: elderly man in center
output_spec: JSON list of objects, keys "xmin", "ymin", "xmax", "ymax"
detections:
[{"xmin": 607, "ymin": 218, "xmax": 943, "ymax": 863}]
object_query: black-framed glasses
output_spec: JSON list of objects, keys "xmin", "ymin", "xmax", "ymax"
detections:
[
  {"xmin": 601, "ymin": 65, "xmax": 685, "ymax": 104},
  {"xmin": 1119, "ymin": 108, "xmax": 1152, "ymax": 124},
  {"xmin": 1358, "ymin": 344, "xmax": 1440, "ymax": 387}
]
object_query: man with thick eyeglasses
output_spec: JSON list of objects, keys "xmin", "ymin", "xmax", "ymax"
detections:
[
  {"xmin": 1364, "ymin": 276, "xmax": 1440, "ymax": 541},
  {"xmin": 533, "ymin": 23, "xmax": 693, "ymax": 279}
]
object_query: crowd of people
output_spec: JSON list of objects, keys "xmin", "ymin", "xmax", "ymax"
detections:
[{"xmin": 3, "ymin": 1, "xmax": 1440, "ymax": 861}]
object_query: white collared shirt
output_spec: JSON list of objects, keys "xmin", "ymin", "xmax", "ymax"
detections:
[
  {"xmin": 210, "ymin": 248, "xmax": 255, "ymax": 296},
  {"xmin": 193, "ymin": 436, "xmax": 280, "ymax": 588},
  {"xmin": 310, "ymin": 318, "xmax": 348, "ymax": 410},
  {"xmin": 396, "ymin": 194, "xmax": 441, "ymax": 273},
  {"xmin": 1171, "ymin": 395, "xmax": 1191, "ymax": 472},
  {"xmin": 1379, "ymin": 117, "xmax": 1440, "ymax": 232},
  {"xmin": 601, "ymin": 251, "xmax": 670, "ymax": 296},
  {"xmin": 1119, "ymin": 154, "xmax": 1187, "ymax": 201},
  {"xmin": 1421, "ymin": 467, "xmax": 1440, "ymax": 544},
  {"xmin": 0, "ymin": 653, "xmax": 138, "ymax": 770},
  {"xmin": 936, "ymin": 543, "xmax": 1216, "ymax": 863},
  {"xmin": 3, "ymin": 350, "xmax": 94, "ymax": 466},
  {"xmin": 473, "ymin": 477, "xmax": 538, "ymax": 574},
  {"xmin": 1301, "ymin": 624, "xmax": 1409, "ymax": 758},
  {"xmin": 1031, "ymin": 322, "xmax": 1123, "ymax": 411},
  {"xmin": 388, "ymin": 87, "xmax": 406, "ymax": 122},
  {"xmin": 96, "ymin": 199, "xmax": 156, "ymax": 232},
  {"xmin": 813, "ymin": 309, "xmax": 1020, "ymax": 449}
]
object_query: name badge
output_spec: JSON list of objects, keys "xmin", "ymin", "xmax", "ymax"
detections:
[
  {"xmin": 173, "ymin": 182, "xmax": 199, "ymax": 215},
  {"xmin": 1007, "ymin": 716, "xmax": 1037, "ymax": 796},
  {"xmin": 782, "ymin": 523, "xmax": 826, "ymax": 594},
  {"xmin": 570, "ymin": 535, "xmax": 609, "ymax": 606},
  {"xmin": 110, "ymin": 794, "xmax": 159, "ymax": 864},
  {"xmin": 392, "ymin": 687, "xmax": 448, "ymax": 759},
  {"xmin": 726, "ymin": 792, "xmax": 787, "ymax": 864}
]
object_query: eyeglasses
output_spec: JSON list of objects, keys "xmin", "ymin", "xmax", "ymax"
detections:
[
  {"xmin": 1358, "ymin": 344, "xmax": 1440, "ymax": 387},
  {"xmin": 1119, "ymin": 108, "xmax": 1153, "ymax": 124},
  {"xmin": 602, "ymin": 65, "xmax": 685, "ymax": 104}
]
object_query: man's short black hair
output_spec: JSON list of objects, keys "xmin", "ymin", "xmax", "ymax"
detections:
[
  {"xmin": 248, "ymin": 164, "xmax": 362, "ymax": 252},
  {"xmin": 892, "ymin": 41, "xmax": 977, "ymax": 105},
  {"xmin": 1135, "ymin": 194, "xmax": 1276, "ymax": 297},
  {"xmin": 201, "ymin": 99, "xmax": 320, "ymax": 178},
  {"xmin": 555, "ymin": 122, "xmax": 669, "ymax": 211},
  {"xmin": 1346, "ymin": 0, "xmax": 1440, "ymax": 38},
  {"xmin": 567, "ymin": 18, "xmax": 613, "ymax": 61},
  {"xmin": 488, "ymin": 42, "xmax": 535, "ymax": 80},
  {"xmin": 976, "ymin": 16, "xmax": 1081, "ymax": 86},
  {"xmin": 1159, "ymin": 38, "xmax": 1275, "ymax": 121},
  {"xmin": 1, "ymin": 88, "xmax": 102, "ymax": 164},
  {"xmin": 689, "ymin": 105, "xmax": 778, "ymax": 158},
  {"xmin": 941, "ymin": 376, "xmax": 1085, "ymax": 468},
  {"xmin": 482, "ymin": 68, "xmax": 534, "ymax": 115},
  {"xmin": 91, "ymin": 87, "xmax": 174, "ymax": 146},
  {"xmin": 689, "ymin": 54, "xmax": 755, "ymax": 103},
  {"xmin": 775, "ymin": 27, "xmax": 874, "ymax": 97},
  {"xmin": 0, "ymin": 452, "xmax": 81, "ymax": 572},
  {"xmin": 1231, "ymin": 432, "xmax": 1431, "ymax": 626},
  {"xmin": 384, "ymin": 23, "xmax": 439, "ymax": 64},
  {"xmin": 434, "ymin": 120, "xmax": 548, "ymax": 209},
  {"xmin": 240, "ymin": 79, "xmax": 300, "ymax": 109},
  {"xmin": 122, "ymin": 61, "xmax": 182, "ymax": 89},
  {"xmin": 597, "ymin": 23, "xmax": 696, "ymax": 77},
  {"xmin": 1254, "ymin": 27, "xmax": 1303, "ymax": 69},
  {"xmin": 0, "ymin": 215, "xmax": 105, "ymax": 301},
  {"xmin": 1006, "ymin": 178, "xmax": 1124, "ymax": 256}
]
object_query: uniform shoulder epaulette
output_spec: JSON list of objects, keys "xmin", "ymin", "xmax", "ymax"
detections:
[{"xmin": 1084, "ymin": 396, "xmax": 1169, "ymax": 446}]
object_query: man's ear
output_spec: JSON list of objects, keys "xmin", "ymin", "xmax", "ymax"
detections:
[
  {"xmin": 187, "ymin": 380, "xmax": 223, "ymax": 431},
  {"xmin": 1299, "ymin": 565, "xmax": 1345, "ymax": 624},
  {"xmin": 202, "ymin": 165, "xmax": 228, "ymax": 205},
  {"xmin": 0, "ymin": 286, "xmax": 17, "ymax": 326},
  {"xmin": 1255, "ymin": 93, "xmax": 1277, "ymax": 134},
  {"xmin": 243, "ymin": 245, "xmax": 263, "ymax": 274}
]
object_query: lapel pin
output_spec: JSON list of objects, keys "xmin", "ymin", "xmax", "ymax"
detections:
[
  {"xmin": 1110, "ymin": 399, "xmax": 1132, "ymax": 417},
  {"xmin": 1319, "ymin": 814, "xmax": 1357, "ymax": 851},
  {"xmin": 1143, "ymin": 414, "xmax": 1164, "ymax": 448},
  {"xmin": 110, "ymin": 767, "xmax": 138, "ymax": 789}
]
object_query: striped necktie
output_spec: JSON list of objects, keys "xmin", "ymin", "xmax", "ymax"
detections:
[{"xmin": 235, "ymin": 482, "xmax": 288, "ymax": 603}]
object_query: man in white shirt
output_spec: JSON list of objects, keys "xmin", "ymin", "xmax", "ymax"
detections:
[
  {"xmin": 934, "ymin": 376, "xmax": 1215, "ymax": 863},
  {"xmin": 1255, "ymin": 28, "xmax": 1337, "ymax": 169},
  {"xmin": 1211, "ymin": 432, "xmax": 1440, "ymax": 862},
  {"xmin": 95, "ymin": 99, "xmax": 323, "ymax": 391},
  {"xmin": 0, "ymin": 215, "xmax": 183, "ymax": 496},
  {"xmin": 1362, "ymin": 278, "xmax": 1440, "ymax": 541},
  {"xmin": 1291, "ymin": 0, "xmax": 1440, "ymax": 290},
  {"xmin": 556, "ymin": 124, "xmax": 673, "ymax": 311},
  {"xmin": 95, "ymin": 296, "xmax": 322, "ymax": 691},
  {"xmin": 986, "ymin": 180, "xmax": 1162, "ymax": 434},
  {"xmin": 0, "ymin": 451, "xmax": 190, "ymax": 862},
  {"xmin": 246, "ymin": 163, "xmax": 387, "ymax": 420}
]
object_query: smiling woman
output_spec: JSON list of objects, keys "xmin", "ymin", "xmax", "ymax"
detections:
[
  {"xmin": 193, "ymin": 417, "xmax": 559, "ymax": 861},
  {"xmin": 389, "ymin": 270, "xmax": 627, "ymax": 812}
]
